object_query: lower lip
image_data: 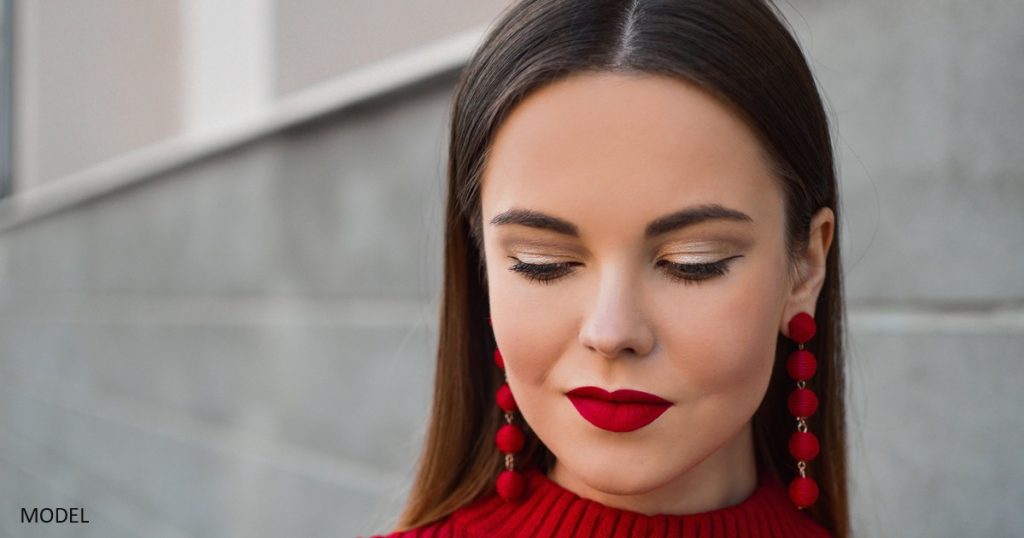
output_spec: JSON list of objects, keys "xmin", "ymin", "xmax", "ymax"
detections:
[{"xmin": 567, "ymin": 396, "xmax": 671, "ymax": 432}]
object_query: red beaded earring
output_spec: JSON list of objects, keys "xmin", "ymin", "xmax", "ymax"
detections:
[
  {"xmin": 785, "ymin": 311, "xmax": 820, "ymax": 509},
  {"xmin": 489, "ymin": 315, "xmax": 526, "ymax": 502}
]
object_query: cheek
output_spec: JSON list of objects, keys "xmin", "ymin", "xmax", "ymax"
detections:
[
  {"xmin": 486, "ymin": 251, "xmax": 572, "ymax": 389},
  {"xmin": 666, "ymin": 259, "xmax": 783, "ymax": 399},
  {"xmin": 491, "ymin": 309, "xmax": 565, "ymax": 391},
  {"xmin": 491, "ymin": 321, "xmax": 566, "ymax": 439}
]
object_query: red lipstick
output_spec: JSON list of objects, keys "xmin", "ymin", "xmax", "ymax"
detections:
[{"xmin": 566, "ymin": 386, "xmax": 672, "ymax": 432}]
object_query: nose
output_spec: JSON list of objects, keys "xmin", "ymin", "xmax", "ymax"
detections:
[{"xmin": 578, "ymin": 271, "xmax": 655, "ymax": 359}]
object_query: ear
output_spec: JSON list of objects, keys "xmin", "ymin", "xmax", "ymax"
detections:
[{"xmin": 780, "ymin": 206, "xmax": 835, "ymax": 338}]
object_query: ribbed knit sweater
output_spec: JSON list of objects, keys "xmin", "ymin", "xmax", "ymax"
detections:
[{"xmin": 367, "ymin": 466, "xmax": 832, "ymax": 537}]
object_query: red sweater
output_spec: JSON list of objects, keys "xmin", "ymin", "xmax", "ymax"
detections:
[{"xmin": 367, "ymin": 466, "xmax": 833, "ymax": 537}]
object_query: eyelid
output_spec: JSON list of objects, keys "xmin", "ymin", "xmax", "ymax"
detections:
[
  {"xmin": 507, "ymin": 255, "xmax": 742, "ymax": 286},
  {"xmin": 662, "ymin": 255, "xmax": 727, "ymax": 265},
  {"xmin": 660, "ymin": 255, "xmax": 743, "ymax": 269},
  {"xmin": 659, "ymin": 240, "xmax": 745, "ymax": 254},
  {"xmin": 500, "ymin": 236, "xmax": 586, "ymax": 255},
  {"xmin": 507, "ymin": 249, "xmax": 580, "ymax": 263},
  {"xmin": 660, "ymin": 237, "xmax": 753, "ymax": 255},
  {"xmin": 505, "ymin": 254, "xmax": 573, "ymax": 263}
]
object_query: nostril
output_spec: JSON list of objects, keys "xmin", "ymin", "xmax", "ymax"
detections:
[{"xmin": 579, "ymin": 316, "xmax": 655, "ymax": 359}]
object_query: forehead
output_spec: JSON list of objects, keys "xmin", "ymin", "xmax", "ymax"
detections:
[{"xmin": 481, "ymin": 72, "xmax": 781, "ymax": 239}]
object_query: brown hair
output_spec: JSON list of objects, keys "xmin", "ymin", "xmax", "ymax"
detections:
[{"xmin": 395, "ymin": 0, "xmax": 849, "ymax": 535}]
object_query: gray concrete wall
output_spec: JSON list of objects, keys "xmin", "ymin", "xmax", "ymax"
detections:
[
  {"xmin": 273, "ymin": 0, "xmax": 512, "ymax": 96},
  {"xmin": 0, "ymin": 1, "xmax": 1022, "ymax": 537},
  {"xmin": 0, "ymin": 76, "xmax": 452, "ymax": 536},
  {"xmin": 13, "ymin": 0, "xmax": 184, "ymax": 191},
  {"xmin": 12, "ymin": 0, "xmax": 514, "ymax": 193}
]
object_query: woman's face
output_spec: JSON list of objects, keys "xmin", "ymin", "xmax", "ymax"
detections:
[{"xmin": 480, "ymin": 71, "xmax": 832, "ymax": 514}]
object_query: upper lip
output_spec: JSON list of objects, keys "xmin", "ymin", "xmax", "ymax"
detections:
[{"xmin": 566, "ymin": 386, "xmax": 671, "ymax": 405}]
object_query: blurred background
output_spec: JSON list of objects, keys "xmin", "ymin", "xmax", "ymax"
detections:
[{"xmin": 0, "ymin": 1, "xmax": 1021, "ymax": 537}]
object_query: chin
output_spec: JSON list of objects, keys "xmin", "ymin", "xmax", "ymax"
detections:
[{"xmin": 566, "ymin": 454, "xmax": 677, "ymax": 496}]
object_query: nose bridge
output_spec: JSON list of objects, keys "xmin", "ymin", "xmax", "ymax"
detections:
[{"xmin": 579, "ymin": 261, "xmax": 654, "ymax": 359}]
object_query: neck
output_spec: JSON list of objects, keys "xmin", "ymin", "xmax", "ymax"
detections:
[{"xmin": 547, "ymin": 421, "xmax": 758, "ymax": 515}]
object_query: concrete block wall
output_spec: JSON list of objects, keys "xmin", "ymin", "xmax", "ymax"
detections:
[
  {"xmin": 1, "ymin": 1, "xmax": 1022, "ymax": 537},
  {"xmin": 0, "ymin": 76, "xmax": 453, "ymax": 536},
  {"xmin": 13, "ymin": 0, "xmax": 513, "ymax": 192}
]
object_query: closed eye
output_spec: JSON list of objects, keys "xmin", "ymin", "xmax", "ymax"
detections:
[{"xmin": 507, "ymin": 256, "xmax": 742, "ymax": 286}]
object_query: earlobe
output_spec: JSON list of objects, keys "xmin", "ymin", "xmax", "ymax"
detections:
[{"xmin": 780, "ymin": 207, "xmax": 835, "ymax": 336}]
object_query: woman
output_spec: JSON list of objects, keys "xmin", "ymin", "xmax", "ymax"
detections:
[{"xmin": 370, "ymin": 0, "xmax": 848, "ymax": 536}]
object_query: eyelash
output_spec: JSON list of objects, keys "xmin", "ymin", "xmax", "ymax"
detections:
[{"xmin": 507, "ymin": 256, "xmax": 742, "ymax": 286}]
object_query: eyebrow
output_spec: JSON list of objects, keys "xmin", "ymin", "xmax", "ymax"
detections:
[{"xmin": 489, "ymin": 204, "xmax": 753, "ymax": 239}]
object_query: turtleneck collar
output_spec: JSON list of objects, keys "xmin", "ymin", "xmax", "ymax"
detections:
[{"xmin": 447, "ymin": 466, "xmax": 833, "ymax": 537}]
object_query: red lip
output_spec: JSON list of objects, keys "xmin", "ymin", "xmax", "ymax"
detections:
[{"xmin": 566, "ymin": 386, "xmax": 672, "ymax": 432}]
